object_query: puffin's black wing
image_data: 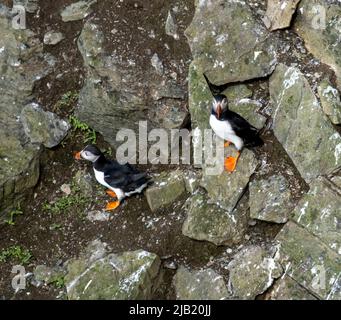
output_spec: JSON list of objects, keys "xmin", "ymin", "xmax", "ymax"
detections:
[
  {"xmin": 221, "ymin": 110, "xmax": 264, "ymax": 148},
  {"xmin": 103, "ymin": 161, "xmax": 150, "ymax": 193}
]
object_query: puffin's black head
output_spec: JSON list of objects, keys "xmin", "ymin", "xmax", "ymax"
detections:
[
  {"xmin": 212, "ymin": 94, "xmax": 228, "ymax": 119},
  {"xmin": 74, "ymin": 145, "xmax": 103, "ymax": 162}
]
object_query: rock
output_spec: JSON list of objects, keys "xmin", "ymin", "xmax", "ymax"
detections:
[
  {"xmin": 318, "ymin": 79, "xmax": 341, "ymax": 125},
  {"xmin": 151, "ymin": 53, "xmax": 164, "ymax": 75},
  {"xmin": 65, "ymin": 240, "xmax": 162, "ymax": 300},
  {"xmin": 33, "ymin": 265, "xmax": 65, "ymax": 285},
  {"xmin": 145, "ymin": 170, "xmax": 186, "ymax": 212},
  {"xmin": 13, "ymin": 0, "xmax": 39, "ymax": 13},
  {"xmin": 73, "ymin": 170, "xmax": 94, "ymax": 196},
  {"xmin": 185, "ymin": 0, "xmax": 277, "ymax": 85},
  {"xmin": 229, "ymin": 99, "xmax": 267, "ymax": 129},
  {"xmin": 154, "ymin": 101, "xmax": 188, "ymax": 129},
  {"xmin": 60, "ymin": 184, "xmax": 71, "ymax": 195},
  {"xmin": 187, "ymin": 60, "xmax": 213, "ymax": 131},
  {"xmin": 201, "ymin": 148, "xmax": 258, "ymax": 212},
  {"xmin": 292, "ymin": 177, "xmax": 341, "ymax": 255},
  {"xmin": 87, "ymin": 210, "xmax": 110, "ymax": 222},
  {"xmin": 269, "ymin": 64, "xmax": 341, "ymax": 183},
  {"xmin": 77, "ymin": 21, "xmax": 104, "ymax": 69},
  {"xmin": 173, "ymin": 266, "xmax": 228, "ymax": 300},
  {"xmin": 249, "ymin": 174, "xmax": 293, "ymax": 224},
  {"xmin": 0, "ymin": 8, "xmax": 54, "ymax": 220},
  {"xmin": 21, "ymin": 103, "xmax": 70, "ymax": 148},
  {"xmin": 227, "ymin": 245, "xmax": 282, "ymax": 299},
  {"xmin": 275, "ymin": 221, "xmax": 341, "ymax": 300},
  {"xmin": 151, "ymin": 82, "xmax": 185, "ymax": 100},
  {"xmin": 182, "ymin": 193, "xmax": 248, "ymax": 246},
  {"xmin": 183, "ymin": 170, "xmax": 201, "ymax": 193},
  {"xmin": 267, "ymin": 276, "xmax": 317, "ymax": 300},
  {"xmin": 61, "ymin": 0, "xmax": 97, "ymax": 22},
  {"xmin": 43, "ymin": 31, "xmax": 65, "ymax": 46},
  {"xmin": 75, "ymin": 22, "xmax": 182, "ymax": 149},
  {"xmin": 263, "ymin": 0, "xmax": 301, "ymax": 31},
  {"xmin": 165, "ymin": 10, "xmax": 179, "ymax": 40},
  {"xmin": 223, "ymin": 84, "xmax": 253, "ymax": 102},
  {"xmin": 294, "ymin": 0, "xmax": 341, "ymax": 90}
]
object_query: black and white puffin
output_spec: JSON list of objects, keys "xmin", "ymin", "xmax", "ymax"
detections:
[
  {"xmin": 74, "ymin": 145, "xmax": 151, "ymax": 211},
  {"xmin": 204, "ymin": 74, "xmax": 264, "ymax": 172}
]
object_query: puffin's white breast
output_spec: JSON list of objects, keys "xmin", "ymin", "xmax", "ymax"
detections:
[
  {"xmin": 209, "ymin": 114, "xmax": 244, "ymax": 151},
  {"xmin": 93, "ymin": 168, "xmax": 125, "ymax": 200}
]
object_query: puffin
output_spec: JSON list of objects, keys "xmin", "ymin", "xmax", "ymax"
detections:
[
  {"xmin": 74, "ymin": 145, "xmax": 151, "ymax": 211},
  {"xmin": 204, "ymin": 74, "xmax": 264, "ymax": 172}
]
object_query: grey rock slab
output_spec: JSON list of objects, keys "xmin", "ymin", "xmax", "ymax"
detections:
[
  {"xmin": 21, "ymin": 103, "xmax": 70, "ymax": 148},
  {"xmin": 186, "ymin": 0, "xmax": 277, "ymax": 85},
  {"xmin": 275, "ymin": 221, "xmax": 341, "ymax": 300},
  {"xmin": 263, "ymin": 0, "xmax": 301, "ymax": 31},
  {"xmin": 269, "ymin": 64, "xmax": 341, "ymax": 183},
  {"xmin": 249, "ymin": 174, "xmax": 293, "ymax": 224},
  {"xmin": 173, "ymin": 266, "xmax": 228, "ymax": 300},
  {"xmin": 292, "ymin": 177, "xmax": 341, "ymax": 255}
]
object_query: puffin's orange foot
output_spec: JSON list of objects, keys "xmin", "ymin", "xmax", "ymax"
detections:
[
  {"xmin": 224, "ymin": 152, "xmax": 240, "ymax": 172},
  {"xmin": 224, "ymin": 141, "xmax": 231, "ymax": 148},
  {"xmin": 105, "ymin": 201, "xmax": 120, "ymax": 211},
  {"xmin": 106, "ymin": 190, "xmax": 117, "ymax": 198}
]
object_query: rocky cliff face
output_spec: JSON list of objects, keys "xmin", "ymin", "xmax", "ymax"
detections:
[{"xmin": 0, "ymin": 0, "xmax": 340, "ymax": 300}]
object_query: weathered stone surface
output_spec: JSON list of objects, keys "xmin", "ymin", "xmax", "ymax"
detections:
[
  {"xmin": 75, "ymin": 21, "xmax": 184, "ymax": 149},
  {"xmin": 33, "ymin": 265, "xmax": 66, "ymax": 285},
  {"xmin": 61, "ymin": 0, "xmax": 97, "ymax": 22},
  {"xmin": 263, "ymin": 0, "xmax": 301, "ymax": 31},
  {"xmin": 267, "ymin": 276, "xmax": 317, "ymax": 300},
  {"xmin": 173, "ymin": 266, "xmax": 228, "ymax": 300},
  {"xmin": 186, "ymin": 0, "xmax": 277, "ymax": 85},
  {"xmin": 227, "ymin": 245, "xmax": 282, "ymax": 299},
  {"xmin": 270, "ymin": 64, "xmax": 341, "ymax": 183},
  {"xmin": 13, "ymin": 0, "xmax": 39, "ymax": 13},
  {"xmin": 87, "ymin": 210, "xmax": 110, "ymax": 222},
  {"xmin": 183, "ymin": 170, "xmax": 201, "ymax": 193},
  {"xmin": 65, "ymin": 240, "xmax": 162, "ymax": 300},
  {"xmin": 292, "ymin": 177, "xmax": 341, "ymax": 254},
  {"xmin": 0, "ymin": 7, "xmax": 54, "ymax": 219},
  {"xmin": 165, "ymin": 10, "xmax": 179, "ymax": 40},
  {"xmin": 21, "ymin": 103, "xmax": 70, "ymax": 148},
  {"xmin": 182, "ymin": 193, "xmax": 248, "ymax": 246},
  {"xmin": 73, "ymin": 169, "xmax": 94, "ymax": 196},
  {"xmin": 275, "ymin": 221, "xmax": 341, "ymax": 300},
  {"xmin": 145, "ymin": 171, "xmax": 186, "ymax": 212},
  {"xmin": 250, "ymin": 174, "xmax": 293, "ymax": 223},
  {"xmin": 295, "ymin": 0, "xmax": 341, "ymax": 90},
  {"xmin": 43, "ymin": 31, "xmax": 65, "ymax": 46},
  {"xmin": 318, "ymin": 79, "xmax": 341, "ymax": 125},
  {"xmin": 201, "ymin": 148, "xmax": 258, "ymax": 212}
]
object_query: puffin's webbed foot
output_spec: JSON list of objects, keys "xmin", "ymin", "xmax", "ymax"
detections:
[
  {"xmin": 106, "ymin": 190, "xmax": 118, "ymax": 199},
  {"xmin": 224, "ymin": 152, "xmax": 240, "ymax": 172},
  {"xmin": 105, "ymin": 201, "xmax": 120, "ymax": 211}
]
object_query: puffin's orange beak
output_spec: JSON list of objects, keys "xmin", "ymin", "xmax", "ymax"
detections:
[
  {"xmin": 74, "ymin": 151, "xmax": 82, "ymax": 160},
  {"xmin": 217, "ymin": 104, "xmax": 222, "ymax": 119}
]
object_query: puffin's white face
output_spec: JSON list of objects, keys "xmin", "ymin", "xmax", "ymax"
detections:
[
  {"xmin": 80, "ymin": 150, "xmax": 100, "ymax": 162},
  {"xmin": 213, "ymin": 96, "xmax": 228, "ymax": 119}
]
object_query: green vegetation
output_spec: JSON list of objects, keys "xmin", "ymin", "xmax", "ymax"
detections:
[
  {"xmin": 0, "ymin": 245, "xmax": 32, "ymax": 265},
  {"xmin": 43, "ymin": 183, "xmax": 88, "ymax": 215},
  {"xmin": 5, "ymin": 206, "xmax": 23, "ymax": 226},
  {"xmin": 51, "ymin": 276, "xmax": 65, "ymax": 289},
  {"xmin": 69, "ymin": 115, "xmax": 97, "ymax": 144},
  {"xmin": 54, "ymin": 91, "xmax": 79, "ymax": 111}
]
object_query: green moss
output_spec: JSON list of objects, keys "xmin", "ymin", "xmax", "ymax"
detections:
[
  {"xmin": 69, "ymin": 115, "xmax": 97, "ymax": 144},
  {"xmin": 0, "ymin": 245, "xmax": 32, "ymax": 265}
]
